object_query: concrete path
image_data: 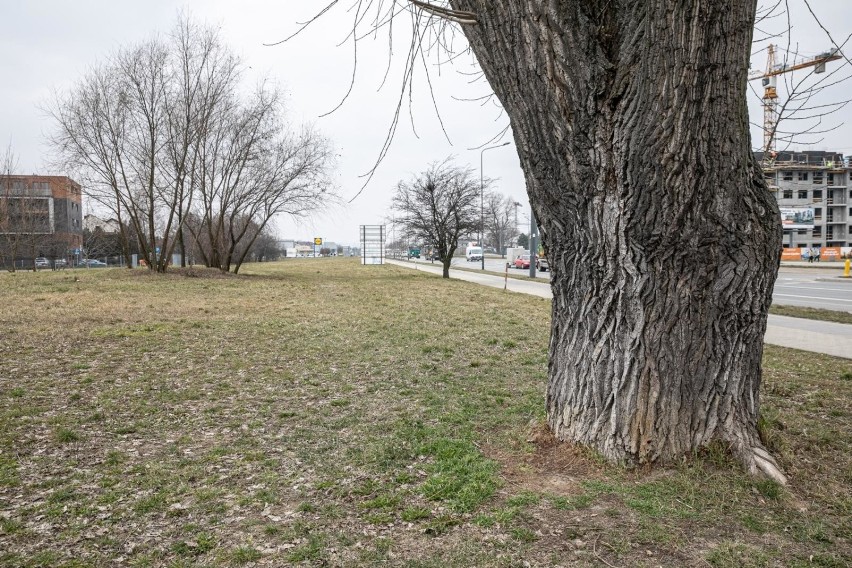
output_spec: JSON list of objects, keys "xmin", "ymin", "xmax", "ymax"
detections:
[{"xmin": 388, "ymin": 260, "xmax": 852, "ymax": 360}]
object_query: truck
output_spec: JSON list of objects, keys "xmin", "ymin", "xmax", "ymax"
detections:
[
  {"xmin": 505, "ymin": 247, "xmax": 529, "ymax": 268},
  {"xmin": 465, "ymin": 245, "xmax": 483, "ymax": 262}
]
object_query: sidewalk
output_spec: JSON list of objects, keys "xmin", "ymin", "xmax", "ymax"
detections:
[{"xmin": 388, "ymin": 260, "xmax": 852, "ymax": 360}]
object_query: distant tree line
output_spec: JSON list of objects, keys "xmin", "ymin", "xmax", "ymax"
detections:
[{"xmin": 48, "ymin": 16, "xmax": 334, "ymax": 273}]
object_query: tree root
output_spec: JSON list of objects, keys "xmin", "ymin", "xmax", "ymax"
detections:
[{"xmin": 744, "ymin": 445, "xmax": 788, "ymax": 485}]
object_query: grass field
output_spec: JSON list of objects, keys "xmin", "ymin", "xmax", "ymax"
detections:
[{"xmin": 0, "ymin": 259, "xmax": 850, "ymax": 567}]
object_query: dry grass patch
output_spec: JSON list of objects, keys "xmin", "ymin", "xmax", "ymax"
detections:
[{"xmin": 0, "ymin": 259, "xmax": 849, "ymax": 567}]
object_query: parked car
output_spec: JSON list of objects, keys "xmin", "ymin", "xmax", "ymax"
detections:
[
  {"xmin": 82, "ymin": 259, "xmax": 108, "ymax": 268},
  {"xmin": 536, "ymin": 257, "xmax": 549, "ymax": 272},
  {"xmin": 54, "ymin": 259, "xmax": 68, "ymax": 269},
  {"xmin": 34, "ymin": 257, "xmax": 50, "ymax": 269}
]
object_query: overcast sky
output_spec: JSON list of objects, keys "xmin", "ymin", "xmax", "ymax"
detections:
[{"xmin": 2, "ymin": 1, "xmax": 851, "ymax": 246}]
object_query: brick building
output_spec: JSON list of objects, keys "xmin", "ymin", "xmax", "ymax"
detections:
[{"xmin": 0, "ymin": 175, "xmax": 83, "ymax": 266}]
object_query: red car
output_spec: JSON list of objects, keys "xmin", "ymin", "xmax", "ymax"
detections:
[{"xmin": 513, "ymin": 254, "xmax": 548, "ymax": 271}]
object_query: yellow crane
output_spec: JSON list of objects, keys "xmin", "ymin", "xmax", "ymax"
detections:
[{"xmin": 750, "ymin": 45, "xmax": 843, "ymax": 156}]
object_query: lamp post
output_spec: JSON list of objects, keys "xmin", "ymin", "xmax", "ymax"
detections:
[
  {"xmin": 480, "ymin": 142, "xmax": 511, "ymax": 270},
  {"xmin": 512, "ymin": 201, "xmax": 521, "ymax": 248}
]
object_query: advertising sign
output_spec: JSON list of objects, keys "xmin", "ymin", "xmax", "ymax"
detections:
[
  {"xmin": 780, "ymin": 248, "xmax": 802, "ymax": 261},
  {"xmin": 780, "ymin": 207, "xmax": 814, "ymax": 229},
  {"xmin": 314, "ymin": 237, "xmax": 323, "ymax": 246}
]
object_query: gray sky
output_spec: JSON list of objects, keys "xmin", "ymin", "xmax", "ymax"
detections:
[{"xmin": 1, "ymin": 1, "xmax": 851, "ymax": 246}]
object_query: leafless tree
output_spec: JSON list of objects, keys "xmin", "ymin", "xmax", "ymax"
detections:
[
  {"xmin": 0, "ymin": 144, "xmax": 51, "ymax": 271},
  {"xmin": 292, "ymin": 0, "xmax": 842, "ymax": 483},
  {"xmin": 483, "ymin": 191, "xmax": 517, "ymax": 257},
  {"xmin": 186, "ymin": 86, "xmax": 334, "ymax": 274},
  {"xmin": 749, "ymin": 2, "xmax": 852, "ymax": 155},
  {"xmin": 47, "ymin": 16, "xmax": 332, "ymax": 274},
  {"xmin": 392, "ymin": 158, "xmax": 480, "ymax": 278},
  {"xmin": 0, "ymin": 145, "xmax": 18, "ymax": 270}
]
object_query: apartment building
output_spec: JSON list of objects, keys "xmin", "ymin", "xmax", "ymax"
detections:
[
  {"xmin": 0, "ymin": 175, "xmax": 84, "ymax": 265},
  {"xmin": 756, "ymin": 150, "xmax": 851, "ymax": 249}
]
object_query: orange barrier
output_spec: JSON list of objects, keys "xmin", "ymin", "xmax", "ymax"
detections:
[{"xmin": 780, "ymin": 248, "xmax": 802, "ymax": 261}]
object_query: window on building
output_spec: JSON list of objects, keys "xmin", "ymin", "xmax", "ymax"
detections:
[
  {"xmin": 782, "ymin": 171, "xmax": 793, "ymax": 181},
  {"xmin": 798, "ymin": 172, "xmax": 809, "ymax": 181},
  {"xmin": 813, "ymin": 226, "xmax": 822, "ymax": 236},
  {"xmin": 782, "ymin": 189, "xmax": 793, "ymax": 199},
  {"xmin": 813, "ymin": 171, "xmax": 824, "ymax": 184},
  {"xmin": 797, "ymin": 190, "xmax": 808, "ymax": 199},
  {"xmin": 813, "ymin": 189, "xmax": 823, "ymax": 200},
  {"xmin": 797, "ymin": 229, "xmax": 807, "ymax": 234},
  {"xmin": 814, "ymin": 208, "xmax": 822, "ymax": 219},
  {"xmin": 828, "ymin": 172, "xmax": 835, "ymax": 185}
]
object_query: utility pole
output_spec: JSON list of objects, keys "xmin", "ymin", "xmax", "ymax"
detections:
[
  {"xmin": 513, "ymin": 201, "xmax": 521, "ymax": 248},
  {"xmin": 480, "ymin": 142, "xmax": 510, "ymax": 270},
  {"xmin": 529, "ymin": 206, "xmax": 537, "ymax": 278}
]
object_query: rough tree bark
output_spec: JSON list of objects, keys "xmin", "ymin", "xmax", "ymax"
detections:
[{"xmin": 452, "ymin": 1, "xmax": 784, "ymax": 481}]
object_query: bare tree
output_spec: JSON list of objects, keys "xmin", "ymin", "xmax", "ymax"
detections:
[
  {"xmin": 483, "ymin": 191, "xmax": 517, "ymax": 257},
  {"xmin": 299, "ymin": 1, "xmax": 802, "ymax": 482},
  {"xmin": 186, "ymin": 86, "xmax": 334, "ymax": 274},
  {"xmin": 749, "ymin": 2, "xmax": 852, "ymax": 156},
  {"xmin": 0, "ymin": 145, "xmax": 19, "ymax": 271},
  {"xmin": 0, "ymin": 145, "xmax": 52, "ymax": 271},
  {"xmin": 50, "ymin": 16, "xmax": 334, "ymax": 274},
  {"xmin": 392, "ymin": 158, "xmax": 480, "ymax": 278}
]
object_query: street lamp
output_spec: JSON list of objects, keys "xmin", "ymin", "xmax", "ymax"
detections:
[
  {"xmin": 480, "ymin": 141, "xmax": 511, "ymax": 270},
  {"xmin": 512, "ymin": 201, "xmax": 521, "ymax": 247}
]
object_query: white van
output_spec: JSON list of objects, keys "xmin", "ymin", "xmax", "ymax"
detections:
[{"xmin": 465, "ymin": 246, "xmax": 483, "ymax": 262}]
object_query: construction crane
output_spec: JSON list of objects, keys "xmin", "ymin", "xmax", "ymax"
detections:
[{"xmin": 750, "ymin": 45, "xmax": 843, "ymax": 156}]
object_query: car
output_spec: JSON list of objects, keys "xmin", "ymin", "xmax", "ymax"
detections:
[
  {"xmin": 82, "ymin": 259, "xmax": 108, "ymax": 268},
  {"xmin": 34, "ymin": 257, "xmax": 50, "ymax": 269},
  {"xmin": 54, "ymin": 259, "xmax": 68, "ymax": 269},
  {"xmin": 514, "ymin": 254, "xmax": 548, "ymax": 271},
  {"xmin": 513, "ymin": 254, "xmax": 532, "ymax": 269}
]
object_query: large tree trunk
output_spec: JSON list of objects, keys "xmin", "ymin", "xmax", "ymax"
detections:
[{"xmin": 455, "ymin": 1, "xmax": 784, "ymax": 481}]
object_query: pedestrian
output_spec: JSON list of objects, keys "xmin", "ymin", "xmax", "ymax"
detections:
[
  {"xmin": 808, "ymin": 248, "xmax": 815, "ymax": 263},
  {"xmin": 814, "ymin": 248, "xmax": 821, "ymax": 262},
  {"xmin": 802, "ymin": 248, "xmax": 810, "ymax": 262}
]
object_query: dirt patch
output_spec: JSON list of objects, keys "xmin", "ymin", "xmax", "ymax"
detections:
[{"xmin": 485, "ymin": 421, "xmax": 601, "ymax": 497}]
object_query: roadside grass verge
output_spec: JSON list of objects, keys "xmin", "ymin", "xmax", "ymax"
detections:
[
  {"xmin": 0, "ymin": 259, "xmax": 848, "ymax": 567},
  {"xmin": 769, "ymin": 304, "xmax": 852, "ymax": 325}
]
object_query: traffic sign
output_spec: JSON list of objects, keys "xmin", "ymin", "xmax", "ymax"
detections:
[{"xmin": 314, "ymin": 238, "xmax": 323, "ymax": 246}]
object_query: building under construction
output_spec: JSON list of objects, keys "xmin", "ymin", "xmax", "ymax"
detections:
[{"xmin": 756, "ymin": 150, "xmax": 851, "ymax": 249}]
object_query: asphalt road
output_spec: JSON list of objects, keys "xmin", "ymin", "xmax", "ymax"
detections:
[
  {"xmin": 402, "ymin": 257, "xmax": 852, "ymax": 313},
  {"xmin": 773, "ymin": 268, "xmax": 852, "ymax": 312}
]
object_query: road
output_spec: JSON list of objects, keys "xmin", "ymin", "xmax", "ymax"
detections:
[
  {"xmin": 388, "ymin": 259, "xmax": 852, "ymax": 359},
  {"xmin": 773, "ymin": 269, "xmax": 852, "ymax": 312},
  {"xmin": 403, "ymin": 257, "xmax": 852, "ymax": 313}
]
